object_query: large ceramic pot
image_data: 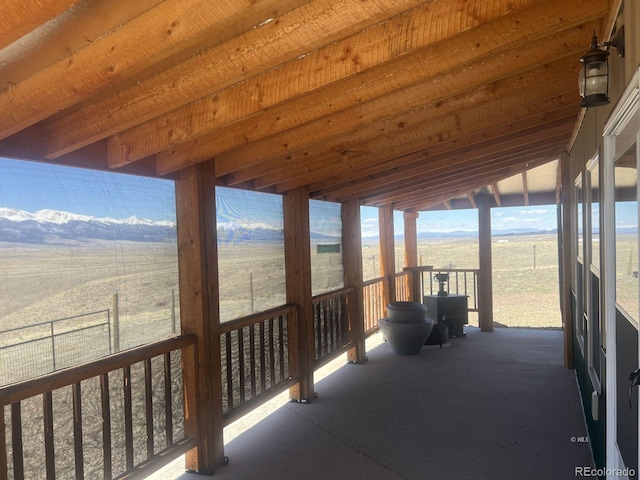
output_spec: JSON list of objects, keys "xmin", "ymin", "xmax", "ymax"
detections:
[
  {"xmin": 381, "ymin": 302, "xmax": 433, "ymax": 355},
  {"xmin": 386, "ymin": 301, "xmax": 427, "ymax": 323},
  {"xmin": 379, "ymin": 317, "xmax": 434, "ymax": 355}
]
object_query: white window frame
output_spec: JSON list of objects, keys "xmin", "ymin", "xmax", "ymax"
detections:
[{"xmin": 603, "ymin": 66, "xmax": 640, "ymax": 474}]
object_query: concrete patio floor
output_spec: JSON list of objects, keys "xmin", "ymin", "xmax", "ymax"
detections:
[{"xmin": 153, "ymin": 327, "xmax": 593, "ymax": 480}]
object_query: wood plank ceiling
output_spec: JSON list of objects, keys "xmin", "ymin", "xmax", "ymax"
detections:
[{"xmin": 0, "ymin": 0, "xmax": 612, "ymax": 212}]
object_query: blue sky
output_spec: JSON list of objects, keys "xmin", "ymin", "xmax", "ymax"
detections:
[
  {"xmin": 360, "ymin": 205, "xmax": 561, "ymax": 238},
  {"xmin": 2, "ymin": 156, "xmax": 635, "ymax": 235},
  {"xmin": 0, "ymin": 157, "xmax": 176, "ymax": 222}
]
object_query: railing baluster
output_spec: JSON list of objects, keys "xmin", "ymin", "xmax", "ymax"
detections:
[
  {"xmin": 144, "ymin": 358, "xmax": 154, "ymax": 460},
  {"xmin": 278, "ymin": 315, "xmax": 285, "ymax": 382},
  {"xmin": 72, "ymin": 382, "xmax": 84, "ymax": 479},
  {"xmin": 268, "ymin": 318, "xmax": 276, "ymax": 389},
  {"xmin": 100, "ymin": 373, "xmax": 112, "ymax": 480},
  {"xmin": 43, "ymin": 391, "xmax": 55, "ymax": 480},
  {"xmin": 163, "ymin": 353, "xmax": 173, "ymax": 448},
  {"xmin": 474, "ymin": 272, "xmax": 478, "ymax": 309},
  {"xmin": 123, "ymin": 365, "xmax": 134, "ymax": 471},
  {"xmin": 259, "ymin": 321, "xmax": 266, "ymax": 393},
  {"xmin": 238, "ymin": 327, "xmax": 246, "ymax": 404},
  {"xmin": 225, "ymin": 332, "xmax": 233, "ymax": 410},
  {"xmin": 11, "ymin": 402, "xmax": 24, "ymax": 480},
  {"xmin": 249, "ymin": 325, "xmax": 256, "ymax": 399}
]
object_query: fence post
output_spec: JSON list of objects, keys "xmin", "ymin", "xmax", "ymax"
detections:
[
  {"xmin": 50, "ymin": 321, "xmax": 56, "ymax": 371},
  {"xmin": 171, "ymin": 289, "xmax": 177, "ymax": 335},
  {"xmin": 249, "ymin": 273, "xmax": 254, "ymax": 314},
  {"xmin": 112, "ymin": 292, "xmax": 121, "ymax": 352}
]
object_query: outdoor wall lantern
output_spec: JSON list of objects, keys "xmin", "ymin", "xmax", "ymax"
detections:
[{"xmin": 579, "ymin": 27, "xmax": 625, "ymax": 108}]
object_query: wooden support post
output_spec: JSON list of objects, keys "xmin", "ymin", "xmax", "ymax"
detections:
[
  {"xmin": 176, "ymin": 161, "xmax": 226, "ymax": 474},
  {"xmin": 560, "ymin": 151, "xmax": 574, "ymax": 369},
  {"xmin": 403, "ymin": 211, "xmax": 419, "ymax": 301},
  {"xmin": 478, "ymin": 195, "xmax": 494, "ymax": 332},
  {"xmin": 379, "ymin": 205, "xmax": 396, "ymax": 310},
  {"xmin": 284, "ymin": 187, "xmax": 315, "ymax": 402},
  {"xmin": 342, "ymin": 199, "xmax": 367, "ymax": 364}
]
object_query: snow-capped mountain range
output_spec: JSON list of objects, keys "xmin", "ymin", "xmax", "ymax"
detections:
[
  {"xmin": 0, "ymin": 208, "xmax": 176, "ymax": 244},
  {"xmin": 0, "ymin": 208, "xmax": 174, "ymax": 227},
  {"xmin": 0, "ymin": 208, "xmax": 341, "ymax": 245}
]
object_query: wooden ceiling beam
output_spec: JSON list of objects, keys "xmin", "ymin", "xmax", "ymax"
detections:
[
  {"xmin": 112, "ymin": 0, "xmax": 527, "ymax": 169},
  {"xmin": 0, "ymin": 0, "xmax": 83, "ymax": 50},
  {"xmin": 42, "ymin": 0, "xmax": 432, "ymax": 160},
  {"xmin": 2, "ymin": 0, "xmax": 316, "ymax": 142},
  {"xmin": 316, "ymin": 123, "xmax": 572, "ymax": 204},
  {"xmin": 387, "ymin": 156, "xmax": 556, "ymax": 211},
  {"xmin": 219, "ymin": 53, "xmax": 582, "ymax": 187},
  {"xmin": 355, "ymin": 141, "xmax": 566, "ymax": 207},
  {"xmin": 334, "ymin": 130, "xmax": 570, "ymax": 204},
  {"xmin": 155, "ymin": 1, "xmax": 605, "ymax": 176},
  {"xmin": 267, "ymin": 85, "xmax": 579, "ymax": 194},
  {"xmin": 312, "ymin": 105, "xmax": 578, "ymax": 200},
  {"xmin": 212, "ymin": 36, "xmax": 588, "ymax": 180}
]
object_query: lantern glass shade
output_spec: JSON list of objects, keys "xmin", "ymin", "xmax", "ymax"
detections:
[{"xmin": 579, "ymin": 36, "xmax": 610, "ymax": 107}]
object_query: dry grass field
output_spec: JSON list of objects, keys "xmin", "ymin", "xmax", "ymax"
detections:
[
  {"xmin": 1, "ymin": 233, "xmax": 562, "ymax": 385},
  {"xmin": 364, "ymin": 234, "xmax": 563, "ymax": 329}
]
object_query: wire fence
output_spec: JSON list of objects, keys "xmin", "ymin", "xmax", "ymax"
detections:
[{"xmin": 0, "ymin": 310, "xmax": 112, "ymax": 386}]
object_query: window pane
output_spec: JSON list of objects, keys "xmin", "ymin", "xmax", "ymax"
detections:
[
  {"xmin": 614, "ymin": 142, "xmax": 638, "ymax": 321},
  {"xmin": 0, "ymin": 158, "xmax": 178, "ymax": 384},
  {"xmin": 216, "ymin": 187, "xmax": 285, "ymax": 321},
  {"xmin": 394, "ymin": 210, "xmax": 404, "ymax": 273},
  {"xmin": 361, "ymin": 206, "xmax": 380, "ymax": 281},
  {"xmin": 310, "ymin": 199, "xmax": 343, "ymax": 295},
  {"xmin": 590, "ymin": 163, "xmax": 600, "ymax": 271},
  {"xmin": 576, "ymin": 178, "xmax": 583, "ymax": 260}
]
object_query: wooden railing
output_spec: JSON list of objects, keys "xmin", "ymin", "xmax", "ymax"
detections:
[
  {"xmin": 0, "ymin": 335, "xmax": 197, "ymax": 480},
  {"xmin": 363, "ymin": 277, "xmax": 385, "ymax": 336},
  {"xmin": 394, "ymin": 271, "xmax": 412, "ymax": 302},
  {"xmin": 406, "ymin": 267, "xmax": 479, "ymax": 312},
  {"xmin": 312, "ymin": 287, "xmax": 354, "ymax": 368},
  {"xmin": 220, "ymin": 304, "xmax": 298, "ymax": 425}
]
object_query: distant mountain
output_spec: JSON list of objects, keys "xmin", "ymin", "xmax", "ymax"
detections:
[
  {"xmin": 362, "ymin": 227, "xmax": 560, "ymax": 242},
  {"xmin": 0, "ymin": 208, "xmax": 176, "ymax": 244},
  {"xmin": 217, "ymin": 221, "xmax": 283, "ymax": 244},
  {"xmin": 0, "ymin": 208, "xmax": 342, "ymax": 245},
  {"xmin": 217, "ymin": 221, "xmax": 341, "ymax": 244}
]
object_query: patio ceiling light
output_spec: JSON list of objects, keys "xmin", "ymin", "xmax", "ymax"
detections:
[{"xmin": 578, "ymin": 27, "xmax": 624, "ymax": 108}]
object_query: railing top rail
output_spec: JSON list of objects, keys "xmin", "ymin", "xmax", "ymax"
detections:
[
  {"xmin": 362, "ymin": 276, "xmax": 385, "ymax": 287},
  {"xmin": 312, "ymin": 286, "xmax": 354, "ymax": 304},
  {"xmin": 220, "ymin": 303, "xmax": 297, "ymax": 334},
  {"xmin": 0, "ymin": 309, "xmax": 110, "ymax": 335},
  {"xmin": 404, "ymin": 266, "xmax": 479, "ymax": 273},
  {"xmin": 402, "ymin": 266, "xmax": 433, "ymax": 272},
  {"xmin": 0, "ymin": 335, "xmax": 197, "ymax": 406},
  {"xmin": 393, "ymin": 270, "xmax": 411, "ymax": 278}
]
